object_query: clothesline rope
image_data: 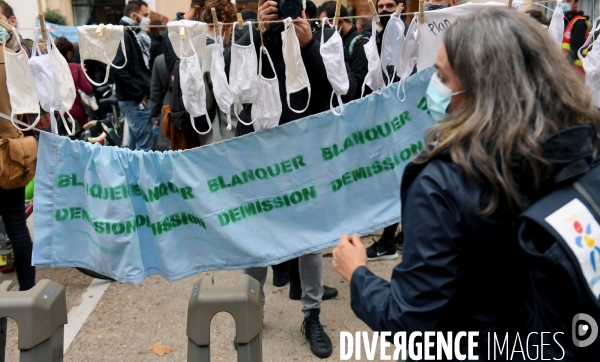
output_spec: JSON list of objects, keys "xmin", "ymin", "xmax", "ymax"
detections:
[{"xmin": 4, "ymin": 2, "xmax": 564, "ymax": 32}]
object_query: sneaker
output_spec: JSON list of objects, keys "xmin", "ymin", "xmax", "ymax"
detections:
[
  {"xmin": 272, "ymin": 268, "xmax": 290, "ymax": 287},
  {"xmin": 301, "ymin": 309, "xmax": 332, "ymax": 358},
  {"xmin": 289, "ymin": 283, "xmax": 338, "ymax": 301},
  {"xmin": 366, "ymin": 237, "xmax": 398, "ymax": 261}
]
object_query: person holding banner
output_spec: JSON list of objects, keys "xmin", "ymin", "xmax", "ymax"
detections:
[
  {"xmin": 225, "ymin": 0, "xmax": 340, "ymax": 357},
  {"xmin": 333, "ymin": 7, "xmax": 600, "ymax": 359}
]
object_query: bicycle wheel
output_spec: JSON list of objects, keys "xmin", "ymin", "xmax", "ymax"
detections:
[{"xmin": 76, "ymin": 267, "xmax": 115, "ymax": 281}]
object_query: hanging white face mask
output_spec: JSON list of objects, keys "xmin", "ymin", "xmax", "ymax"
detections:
[
  {"xmin": 29, "ymin": 30, "xmax": 76, "ymax": 135},
  {"xmin": 319, "ymin": 17, "xmax": 349, "ymax": 115},
  {"xmin": 281, "ymin": 17, "xmax": 311, "ymax": 114},
  {"xmin": 579, "ymin": 21, "xmax": 600, "ymax": 108},
  {"xmin": 361, "ymin": 17, "xmax": 386, "ymax": 97},
  {"xmin": 252, "ymin": 46, "xmax": 282, "ymax": 131},
  {"xmin": 396, "ymin": 18, "xmax": 421, "ymax": 101},
  {"xmin": 179, "ymin": 26, "xmax": 209, "ymax": 135},
  {"xmin": 2, "ymin": 30, "xmax": 41, "ymax": 131},
  {"xmin": 78, "ymin": 24, "xmax": 127, "ymax": 86},
  {"xmin": 229, "ymin": 21, "xmax": 258, "ymax": 125},
  {"xmin": 210, "ymin": 23, "xmax": 234, "ymax": 131},
  {"xmin": 167, "ymin": 20, "xmax": 207, "ymax": 60},
  {"xmin": 380, "ymin": 13, "xmax": 406, "ymax": 85},
  {"xmin": 548, "ymin": 0, "xmax": 565, "ymax": 48}
]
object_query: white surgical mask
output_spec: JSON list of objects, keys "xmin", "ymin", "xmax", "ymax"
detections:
[
  {"xmin": 361, "ymin": 17, "xmax": 386, "ymax": 97},
  {"xmin": 579, "ymin": 21, "xmax": 600, "ymax": 108},
  {"xmin": 29, "ymin": 30, "xmax": 76, "ymax": 135},
  {"xmin": 229, "ymin": 21, "xmax": 258, "ymax": 125},
  {"xmin": 397, "ymin": 18, "xmax": 421, "ymax": 101},
  {"xmin": 380, "ymin": 13, "xmax": 405, "ymax": 85},
  {"xmin": 137, "ymin": 14, "xmax": 151, "ymax": 27},
  {"xmin": 2, "ymin": 30, "xmax": 41, "ymax": 131},
  {"xmin": 319, "ymin": 17, "xmax": 349, "ymax": 115},
  {"xmin": 78, "ymin": 24, "xmax": 128, "ymax": 86},
  {"xmin": 210, "ymin": 23, "xmax": 234, "ymax": 131},
  {"xmin": 179, "ymin": 26, "xmax": 209, "ymax": 135},
  {"xmin": 548, "ymin": 1, "xmax": 565, "ymax": 48},
  {"xmin": 281, "ymin": 17, "xmax": 311, "ymax": 113},
  {"xmin": 167, "ymin": 20, "xmax": 207, "ymax": 60},
  {"xmin": 252, "ymin": 46, "xmax": 282, "ymax": 131}
]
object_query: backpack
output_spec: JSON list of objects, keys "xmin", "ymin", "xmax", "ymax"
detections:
[
  {"xmin": 168, "ymin": 37, "xmax": 216, "ymax": 134},
  {"xmin": 517, "ymin": 144, "xmax": 600, "ymax": 360},
  {"xmin": 348, "ymin": 34, "xmax": 367, "ymax": 58}
]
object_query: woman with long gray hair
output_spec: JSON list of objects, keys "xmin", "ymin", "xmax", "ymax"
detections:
[{"xmin": 333, "ymin": 7, "xmax": 600, "ymax": 359}]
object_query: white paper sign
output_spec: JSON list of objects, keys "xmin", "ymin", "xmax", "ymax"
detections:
[
  {"xmin": 545, "ymin": 198, "xmax": 600, "ymax": 299},
  {"xmin": 416, "ymin": 2, "xmax": 505, "ymax": 71}
]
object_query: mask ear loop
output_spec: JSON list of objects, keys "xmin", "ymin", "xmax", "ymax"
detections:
[
  {"xmin": 236, "ymin": 22, "xmax": 261, "ymax": 126},
  {"xmin": 215, "ymin": 21, "xmax": 233, "ymax": 131}
]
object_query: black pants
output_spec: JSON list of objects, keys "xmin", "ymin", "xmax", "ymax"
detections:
[{"xmin": 0, "ymin": 186, "xmax": 35, "ymax": 290}]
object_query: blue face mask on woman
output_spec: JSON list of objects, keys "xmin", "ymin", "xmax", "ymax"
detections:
[
  {"xmin": 425, "ymin": 72, "xmax": 465, "ymax": 122},
  {"xmin": 561, "ymin": 3, "xmax": 572, "ymax": 12}
]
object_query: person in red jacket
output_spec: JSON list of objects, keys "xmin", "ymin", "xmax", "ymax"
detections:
[{"xmin": 55, "ymin": 37, "xmax": 94, "ymax": 126}]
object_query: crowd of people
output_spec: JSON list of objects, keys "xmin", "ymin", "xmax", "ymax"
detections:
[{"xmin": 0, "ymin": 0, "xmax": 599, "ymax": 360}]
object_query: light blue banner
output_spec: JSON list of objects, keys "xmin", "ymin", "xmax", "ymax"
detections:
[
  {"xmin": 32, "ymin": 68, "xmax": 435, "ymax": 284},
  {"xmin": 35, "ymin": 20, "xmax": 79, "ymax": 44}
]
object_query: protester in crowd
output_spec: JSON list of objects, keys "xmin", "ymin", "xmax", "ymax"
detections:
[
  {"xmin": 333, "ymin": 7, "xmax": 600, "ymax": 359},
  {"xmin": 525, "ymin": 9, "xmax": 550, "ymax": 27},
  {"xmin": 356, "ymin": 16, "xmax": 372, "ymax": 35},
  {"xmin": 112, "ymin": 0, "xmax": 153, "ymax": 151},
  {"xmin": 305, "ymin": 0, "xmax": 321, "ymax": 34},
  {"xmin": 0, "ymin": 0, "xmax": 35, "ymax": 291},
  {"xmin": 149, "ymin": 53, "xmax": 170, "ymax": 151},
  {"xmin": 224, "ymin": 0, "xmax": 340, "ymax": 356},
  {"xmin": 424, "ymin": 0, "xmax": 457, "ymax": 11},
  {"xmin": 318, "ymin": 1, "xmax": 369, "ymax": 100},
  {"xmin": 55, "ymin": 37, "xmax": 94, "ymax": 127},
  {"xmin": 562, "ymin": 0, "xmax": 588, "ymax": 74},
  {"xmin": 163, "ymin": 0, "xmax": 206, "ymax": 75},
  {"xmin": 148, "ymin": 20, "xmax": 165, "ymax": 71},
  {"xmin": 365, "ymin": 0, "xmax": 411, "ymax": 260}
]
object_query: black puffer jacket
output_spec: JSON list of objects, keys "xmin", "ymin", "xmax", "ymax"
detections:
[
  {"xmin": 111, "ymin": 21, "xmax": 151, "ymax": 102},
  {"xmin": 350, "ymin": 126, "xmax": 597, "ymax": 360}
]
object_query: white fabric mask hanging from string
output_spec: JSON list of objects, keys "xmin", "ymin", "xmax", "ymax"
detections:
[
  {"xmin": 361, "ymin": 17, "xmax": 386, "ymax": 97},
  {"xmin": 210, "ymin": 22, "xmax": 234, "ymax": 131},
  {"xmin": 281, "ymin": 17, "xmax": 311, "ymax": 114},
  {"xmin": 2, "ymin": 29, "xmax": 41, "ymax": 131},
  {"xmin": 380, "ymin": 11, "xmax": 406, "ymax": 86},
  {"xmin": 579, "ymin": 19, "xmax": 600, "ymax": 108},
  {"xmin": 167, "ymin": 20, "xmax": 207, "ymax": 60},
  {"xmin": 548, "ymin": 0, "xmax": 565, "ymax": 48},
  {"xmin": 78, "ymin": 24, "xmax": 127, "ymax": 86},
  {"xmin": 178, "ymin": 25, "xmax": 210, "ymax": 135},
  {"xmin": 29, "ymin": 29, "xmax": 76, "ymax": 135},
  {"xmin": 396, "ymin": 18, "xmax": 421, "ymax": 101},
  {"xmin": 252, "ymin": 46, "xmax": 282, "ymax": 131},
  {"xmin": 229, "ymin": 21, "xmax": 258, "ymax": 125},
  {"xmin": 319, "ymin": 17, "xmax": 349, "ymax": 115}
]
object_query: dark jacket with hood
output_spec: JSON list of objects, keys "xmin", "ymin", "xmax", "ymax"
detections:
[
  {"xmin": 341, "ymin": 25, "xmax": 369, "ymax": 99},
  {"xmin": 111, "ymin": 19, "xmax": 151, "ymax": 102},
  {"xmin": 350, "ymin": 126, "xmax": 598, "ymax": 360}
]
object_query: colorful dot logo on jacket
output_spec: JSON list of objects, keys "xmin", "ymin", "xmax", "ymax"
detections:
[{"xmin": 574, "ymin": 221, "xmax": 600, "ymax": 271}]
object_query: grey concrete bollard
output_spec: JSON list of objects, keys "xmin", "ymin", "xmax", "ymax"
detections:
[
  {"xmin": 0, "ymin": 279, "xmax": 67, "ymax": 362},
  {"xmin": 187, "ymin": 274, "xmax": 263, "ymax": 362}
]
